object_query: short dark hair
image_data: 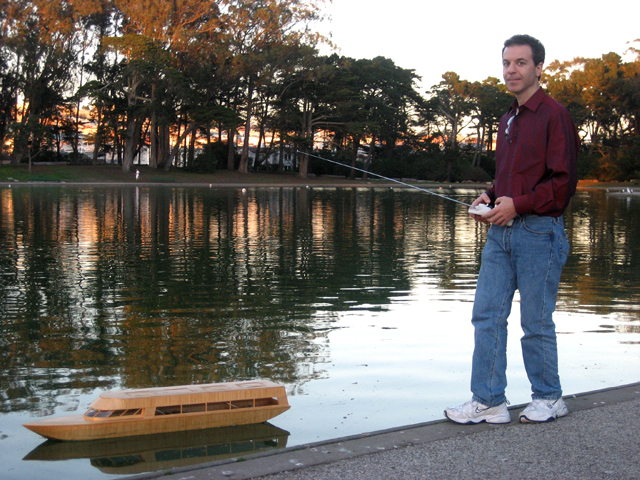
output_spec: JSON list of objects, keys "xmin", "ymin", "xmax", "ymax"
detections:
[{"xmin": 502, "ymin": 34, "xmax": 545, "ymax": 66}]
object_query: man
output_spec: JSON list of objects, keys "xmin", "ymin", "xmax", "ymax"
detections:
[{"xmin": 444, "ymin": 34, "xmax": 579, "ymax": 424}]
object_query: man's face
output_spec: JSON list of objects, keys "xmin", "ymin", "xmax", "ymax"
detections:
[{"xmin": 502, "ymin": 44, "xmax": 542, "ymax": 100}]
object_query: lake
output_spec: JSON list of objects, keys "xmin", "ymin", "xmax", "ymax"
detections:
[{"xmin": 1, "ymin": 185, "xmax": 639, "ymax": 479}]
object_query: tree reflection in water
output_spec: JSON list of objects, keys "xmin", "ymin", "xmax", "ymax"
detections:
[{"xmin": 0, "ymin": 186, "xmax": 638, "ymax": 419}]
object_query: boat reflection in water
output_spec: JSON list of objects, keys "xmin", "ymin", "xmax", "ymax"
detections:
[{"xmin": 24, "ymin": 422, "xmax": 289, "ymax": 475}]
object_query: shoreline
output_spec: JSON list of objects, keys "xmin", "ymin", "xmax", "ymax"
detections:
[
  {"xmin": 130, "ymin": 382, "xmax": 640, "ymax": 480},
  {"xmin": 1, "ymin": 164, "xmax": 637, "ymax": 190}
]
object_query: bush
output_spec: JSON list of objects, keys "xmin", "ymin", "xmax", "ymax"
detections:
[
  {"xmin": 616, "ymin": 137, "xmax": 640, "ymax": 181},
  {"xmin": 459, "ymin": 165, "xmax": 493, "ymax": 183},
  {"xmin": 308, "ymin": 146, "xmax": 496, "ymax": 183},
  {"xmin": 65, "ymin": 152, "xmax": 93, "ymax": 165},
  {"xmin": 184, "ymin": 142, "xmax": 227, "ymax": 173}
]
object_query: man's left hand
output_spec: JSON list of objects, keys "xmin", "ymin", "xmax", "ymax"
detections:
[{"xmin": 485, "ymin": 196, "xmax": 517, "ymax": 226}]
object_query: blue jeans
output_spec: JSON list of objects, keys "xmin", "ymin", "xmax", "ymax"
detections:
[{"xmin": 470, "ymin": 215, "xmax": 569, "ymax": 407}]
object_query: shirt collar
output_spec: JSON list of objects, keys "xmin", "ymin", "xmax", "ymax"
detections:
[{"xmin": 510, "ymin": 87, "xmax": 546, "ymax": 113}]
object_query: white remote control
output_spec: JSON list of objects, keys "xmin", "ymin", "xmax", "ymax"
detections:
[
  {"xmin": 468, "ymin": 204, "xmax": 514, "ymax": 226},
  {"xmin": 468, "ymin": 204, "xmax": 492, "ymax": 216}
]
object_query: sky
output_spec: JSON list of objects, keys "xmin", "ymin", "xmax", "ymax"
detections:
[{"xmin": 317, "ymin": 0, "xmax": 639, "ymax": 92}]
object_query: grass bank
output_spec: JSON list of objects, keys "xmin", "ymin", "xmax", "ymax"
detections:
[
  {"xmin": 0, "ymin": 163, "xmax": 634, "ymax": 190},
  {"xmin": 0, "ymin": 164, "xmax": 365, "ymax": 186}
]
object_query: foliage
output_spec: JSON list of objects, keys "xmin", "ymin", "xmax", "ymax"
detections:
[
  {"xmin": 184, "ymin": 141, "xmax": 226, "ymax": 173},
  {"xmin": 0, "ymin": 2, "xmax": 638, "ymax": 182}
]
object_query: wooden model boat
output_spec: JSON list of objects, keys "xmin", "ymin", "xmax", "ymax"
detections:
[{"xmin": 23, "ymin": 380, "xmax": 290, "ymax": 441}]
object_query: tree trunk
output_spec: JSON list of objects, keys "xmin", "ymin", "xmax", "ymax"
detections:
[
  {"xmin": 187, "ymin": 127, "xmax": 196, "ymax": 168},
  {"xmin": 166, "ymin": 122, "xmax": 198, "ymax": 170},
  {"xmin": 349, "ymin": 135, "xmax": 361, "ymax": 180},
  {"xmin": 278, "ymin": 136, "xmax": 285, "ymax": 172},
  {"xmin": 122, "ymin": 116, "xmax": 142, "ymax": 172},
  {"xmin": 122, "ymin": 76, "xmax": 143, "ymax": 172},
  {"xmin": 363, "ymin": 137, "xmax": 375, "ymax": 179},
  {"xmin": 238, "ymin": 76, "xmax": 255, "ymax": 174},
  {"xmin": 92, "ymin": 104, "xmax": 103, "ymax": 165},
  {"xmin": 298, "ymin": 109, "xmax": 313, "ymax": 179},
  {"xmin": 149, "ymin": 111, "xmax": 158, "ymax": 169},
  {"xmin": 227, "ymin": 129, "xmax": 236, "ymax": 170},
  {"xmin": 298, "ymin": 151, "xmax": 308, "ymax": 178},
  {"xmin": 472, "ymin": 124, "xmax": 482, "ymax": 167}
]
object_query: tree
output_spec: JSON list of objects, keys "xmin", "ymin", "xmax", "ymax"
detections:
[
  {"xmin": 277, "ymin": 53, "xmax": 345, "ymax": 178},
  {"xmin": 467, "ymin": 77, "xmax": 512, "ymax": 166},
  {"xmin": 430, "ymin": 72, "xmax": 474, "ymax": 151},
  {"xmin": 104, "ymin": 0, "xmax": 224, "ymax": 172},
  {"xmin": 221, "ymin": 0, "xmax": 327, "ymax": 174},
  {"xmin": 325, "ymin": 56, "xmax": 420, "ymax": 179},
  {"xmin": 3, "ymin": 0, "xmax": 78, "ymax": 164}
]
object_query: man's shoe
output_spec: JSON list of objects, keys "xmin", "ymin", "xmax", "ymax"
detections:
[
  {"xmin": 444, "ymin": 399, "xmax": 511, "ymax": 424},
  {"xmin": 519, "ymin": 398, "xmax": 568, "ymax": 423}
]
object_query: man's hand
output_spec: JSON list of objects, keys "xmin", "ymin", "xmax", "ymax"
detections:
[
  {"xmin": 485, "ymin": 196, "xmax": 517, "ymax": 226},
  {"xmin": 469, "ymin": 193, "xmax": 492, "ymax": 224}
]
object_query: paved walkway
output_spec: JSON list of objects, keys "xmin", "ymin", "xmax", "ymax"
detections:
[{"xmin": 128, "ymin": 383, "xmax": 640, "ymax": 480}]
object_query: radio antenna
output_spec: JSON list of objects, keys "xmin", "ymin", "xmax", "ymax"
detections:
[{"xmin": 299, "ymin": 151, "xmax": 473, "ymax": 208}]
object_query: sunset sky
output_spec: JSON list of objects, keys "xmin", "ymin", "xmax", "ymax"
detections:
[{"xmin": 319, "ymin": 0, "xmax": 639, "ymax": 91}]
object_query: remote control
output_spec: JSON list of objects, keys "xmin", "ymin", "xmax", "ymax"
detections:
[
  {"xmin": 468, "ymin": 204, "xmax": 492, "ymax": 215},
  {"xmin": 468, "ymin": 204, "xmax": 514, "ymax": 226}
]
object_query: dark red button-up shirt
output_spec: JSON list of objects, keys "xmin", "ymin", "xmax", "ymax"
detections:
[{"xmin": 487, "ymin": 87, "xmax": 579, "ymax": 217}]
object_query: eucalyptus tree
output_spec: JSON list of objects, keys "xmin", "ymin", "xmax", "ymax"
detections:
[
  {"xmin": 543, "ymin": 50, "xmax": 640, "ymax": 180},
  {"xmin": 276, "ymin": 53, "xmax": 346, "ymax": 177},
  {"xmin": 429, "ymin": 71, "xmax": 474, "ymax": 151},
  {"xmin": 0, "ymin": 1, "xmax": 21, "ymax": 157},
  {"xmin": 247, "ymin": 42, "xmax": 316, "ymax": 170},
  {"xmin": 2, "ymin": 0, "xmax": 78, "ymax": 164},
  {"xmin": 78, "ymin": 1, "xmax": 121, "ymax": 164},
  {"xmin": 103, "ymin": 0, "xmax": 224, "ymax": 172},
  {"xmin": 354, "ymin": 57, "xmax": 420, "ymax": 158},
  {"xmin": 466, "ymin": 77, "xmax": 512, "ymax": 166},
  {"xmin": 220, "ymin": 0, "xmax": 327, "ymax": 174},
  {"xmin": 325, "ymin": 56, "xmax": 420, "ymax": 178},
  {"xmin": 573, "ymin": 53, "xmax": 627, "ymax": 155}
]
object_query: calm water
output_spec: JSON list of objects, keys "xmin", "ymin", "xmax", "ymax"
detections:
[{"xmin": 1, "ymin": 185, "xmax": 639, "ymax": 479}]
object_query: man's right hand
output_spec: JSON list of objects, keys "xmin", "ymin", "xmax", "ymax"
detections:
[{"xmin": 470, "ymin": 193, "xmax": 492, "ymax": 224}]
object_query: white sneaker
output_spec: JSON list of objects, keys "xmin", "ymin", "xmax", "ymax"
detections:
[
  {"xmin": 519, "ymin": 398, "xmax": 569, "ymax": 423},
  {"xmin": 444, "ymin": 399, "xmax": 511, "ymax": 424}
]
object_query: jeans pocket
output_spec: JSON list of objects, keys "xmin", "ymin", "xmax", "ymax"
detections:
[{"xmin": 522, "ymin": 215, "xmax": 554, "ymax": 235}]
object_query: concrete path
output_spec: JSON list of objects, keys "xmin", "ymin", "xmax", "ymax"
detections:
[{"xmin": 126, "ymin": 383, "xmax": 640, "ymax": 480}]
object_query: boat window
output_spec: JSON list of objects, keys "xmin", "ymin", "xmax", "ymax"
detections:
[
  {"xmin": 121, "ymin": 408, "xmax": 142, "ymax": 416},
  {"xmin": 207, "ymin": 401, "xmax": 231, "ymax": 411},
  {"xmin": 85, "ymin": 409, "xmax": 112, "ymax": 418},
  {"xmin": 230, "ymin": 400, "xmax": 254, "ymax": 409},
  {"xmin": 182, "ymin": 403, "xmax": 206, "ymax": 413},
  {"xmin": 86, "ymin": 408, "xmax": 142, "ymax": 418},
  {"xmin": 155, "ymin": 405, "xmax": 181, "ymax": 415},
  {"xmin": 255, "ymin": 397, "xmax": 278, "ymax": 407}
]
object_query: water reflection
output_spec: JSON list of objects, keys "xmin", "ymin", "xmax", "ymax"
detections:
[
  {"xmin": 563, "ymin": 190, "xmax": 640, "ymax": 322},
  {"xmin": 0, "ymin": 186, "xmax": 490, "ymax": 415},
  {"xmin": 0, "ymin": 185, "xmax": 639, "ymax": 479},
  {"xmin": 24, "ymin": 422, "xmax": 288, "ymax": 475}
]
